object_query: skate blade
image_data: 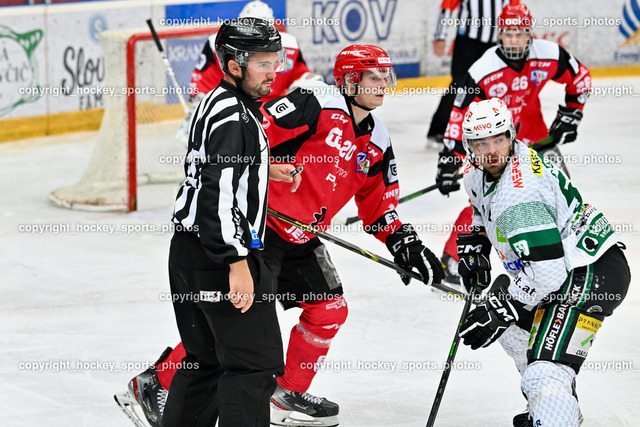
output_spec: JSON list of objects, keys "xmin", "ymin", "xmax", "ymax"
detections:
[
  {"xmin": 270, "ymin": 404, "xmax": 339, "ymax": 427},
  {"xmin": 114, "ymin": 390, "xmax": 150, "ymax": 427}
]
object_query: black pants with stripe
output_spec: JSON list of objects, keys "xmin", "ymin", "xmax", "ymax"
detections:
[
  {"xmin": 162, "ymin": 231, "xmax": 284, "ymax": 427},
  {"xmin": 527, "ymin": 244, "xmax": 630, "ymax": 373}
]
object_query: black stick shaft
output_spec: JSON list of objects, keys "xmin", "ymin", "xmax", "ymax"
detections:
[
  {"xmin": 343, "ymin": 174, "xmax": 463, "ymax": 226},
  {"xmin": 267, "ymin": 208, "xmax": 464, "ymax": 296},
  {"xmin": 146, "ymin": 19, "xmax": 164, "ymax": 52},
  {"xmin": 426, "ymin": 289, "xmax": 476, "ymax": 426}
]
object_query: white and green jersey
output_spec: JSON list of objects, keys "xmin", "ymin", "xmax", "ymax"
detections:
[{"xmin": 463, "ymin": 141, "xmax": 618, "ymax": 306}]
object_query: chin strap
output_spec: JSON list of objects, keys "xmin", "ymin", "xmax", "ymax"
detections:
[
  {"xmin": 343, "ymin": 83, "xmax": 374, "ymax": 111},
  {"xmin": 346, "ymin": 95, "xmax": 374, "ymax": 111}
]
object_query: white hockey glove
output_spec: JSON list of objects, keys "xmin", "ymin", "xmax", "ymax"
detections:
[{"xmin": 287, "ymin": 72, "xmax": 325, "ymax": 93}]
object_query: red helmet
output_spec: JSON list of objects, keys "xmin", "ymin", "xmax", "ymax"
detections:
[
  {"xmin": 497, "ymin": 4, "xmax": 533, "ymax": 60},
  {"xmin": 333, "ymin": 45, "xmax": 396, "ymax": 87},
  {"xmin": 498, "ymin": 4, "xmax": 533, "ymax": 31}
]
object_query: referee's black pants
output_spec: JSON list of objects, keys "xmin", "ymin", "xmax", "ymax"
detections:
[
  {"xmin": 162, "ymin": 231, "xmax": 284, "ymax": 427},
  {"xmin": 428, "ymin": 35, "xmax": 495, "ymax": 139}
]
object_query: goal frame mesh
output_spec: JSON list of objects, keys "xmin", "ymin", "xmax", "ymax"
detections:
[{"xmin": 49, "ymin": 25, "xmax": 218, "ymax": 212}]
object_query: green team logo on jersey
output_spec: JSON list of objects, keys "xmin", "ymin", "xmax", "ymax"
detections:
[
  {"xmin": 577, "ymin": 213, "xmax": 614, "ymax": 255},
  {"xmin": 496, "ymin": 227, "xmax": 508, "ymax": 243}
]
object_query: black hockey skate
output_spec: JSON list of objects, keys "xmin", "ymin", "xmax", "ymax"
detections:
[
  {"xmin": 271, "ymin": 384, "xmax": 339, "ymax": 426},
  {"xmin": 114, "ymin": 365, "xmax": 167, "ymax": 427},
  {"xmin": 512, "ymin": 411, "xmax": 533, "ymax": 427},
  {"xmin": 513, "ymin": 410, "xmax": 583, "ymax": 426},
  {"xmin": 114, "ymin": 348, "xmax": 171, "ymax": 427}
]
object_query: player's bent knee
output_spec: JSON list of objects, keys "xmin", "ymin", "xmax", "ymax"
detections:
[{"xmin": 299, "ymin": 296, "xmax": 348, "ymax": 339}]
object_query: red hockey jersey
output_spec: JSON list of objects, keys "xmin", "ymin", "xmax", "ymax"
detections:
[
  {"xmin": 189, "ymin": 31, "xmax": 312, "ymax": 102},
  {"xmin": 444, "ymin": 39, "xmax": 591, "ymax": 151},
  {"xmin": 262, "ymin": 84, "xmax": 402, "ymax": 244}
]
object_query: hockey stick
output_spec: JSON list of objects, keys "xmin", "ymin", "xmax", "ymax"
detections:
[
  {"xmin": 530, "ymin": 135, "xmax": 554, "ymax": 150},
  {"xmin": 426, "ymin": 281, "xmax": 478, "ymax": 427},
  {"xmin": 146, "ymin": 19, "xmax": 190, "ymax": 114},
  {"xmin": 343, "ymin": 137, "xmax": 554, "ymax": 226},
  {"xmin": 267, "ymin": 208, "xmax": 464, "ymax": 296},
  {"xmin": 341, "ymin": 173, "xmax": 464, "ymax": 226}
]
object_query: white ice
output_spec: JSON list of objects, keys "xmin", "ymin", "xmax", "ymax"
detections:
[{"xmin": 1, "ymin": 77, "xmax": 639, "ymax": 426}]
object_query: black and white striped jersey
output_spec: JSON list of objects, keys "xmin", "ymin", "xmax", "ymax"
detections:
[
  {"xmin": 433, "ymin": 0, "xmax": 508, "ymax": 44},
  {"xmin": 172, "ymin": 79, "xmax": 270, "ymax": 265}
]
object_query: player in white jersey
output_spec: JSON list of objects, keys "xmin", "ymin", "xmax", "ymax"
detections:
[
  {"xmin": 455, "ymin": 98, "xmax": 630, "ymax": 426},
  {"xmin": 435, "ymin": 3, "xmax": 591, "ymax": 286}
]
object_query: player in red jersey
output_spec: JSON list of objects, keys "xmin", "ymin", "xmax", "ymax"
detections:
[
  {"xmin": 176, "ymin": 0, "xmax": 323, "ymax": 142},
  {"xmin": 188, "ymin": 1, "xmax": 319, "ymax": 102},
  {"xmin": 434, "ymin": 3, "xmax": 591, "ymax": 286},
  {"xmin": 116, "ymin": 44, "xmax": 444, "ymax": 427}
]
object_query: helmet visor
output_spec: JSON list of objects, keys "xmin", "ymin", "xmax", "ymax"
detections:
[
  {"xmin": 235, "ymin": 47, "xmax": 287, "ymax": 72},
  {"xmin": 361, "ymin": 67, "xmax": 397, "ymax": 88}
]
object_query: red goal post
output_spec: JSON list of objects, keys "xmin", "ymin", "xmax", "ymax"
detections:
[
  {"xmin": 50, "ymin": 25, "xmax": 219, "ymax": 212},
  {"xmin": 125, "ymin": 26, "xmax": 218, "ymax": 211}
]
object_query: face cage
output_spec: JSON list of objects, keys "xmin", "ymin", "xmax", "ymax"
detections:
[
  {"xmin": 233, "ymin": 47, "xmax": 286, "ymax": 72},
  {"xmin": 498, "ymin": 29, "xmax": 532, "ymax": 61}
]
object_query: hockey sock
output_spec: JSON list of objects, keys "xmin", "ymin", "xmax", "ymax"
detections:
[
  {"xmin": 522, "ymin": 361, "xmax": 580, "ymax": 426},
  {"xmin": 278, "ymin": 297, "xmax": 348, "ymax": 393},
  {"xmin": 157, "ymin": 343, "xmax": 185, "ymax": 390},
  {"xmin": 497, "ymin": 325, "xmax": 530, "ymax": 375}
]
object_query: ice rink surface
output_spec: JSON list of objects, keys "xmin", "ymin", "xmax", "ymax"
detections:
[{"xmin": 2, "ymin": 77, "xmax": 639, "ymax": 426}]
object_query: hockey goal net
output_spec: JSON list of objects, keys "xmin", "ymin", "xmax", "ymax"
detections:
[{"xmin": 50, "ymin": 26, "xmax": 218, "ymax": 211}]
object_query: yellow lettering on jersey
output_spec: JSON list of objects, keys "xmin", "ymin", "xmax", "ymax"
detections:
[
  {"xmin": 529, "ymin": 149, "xmax": 543, "ymax": 176},
  {"xmin": 576, "ymin": 314, "xmax": 602, "ymax": 334}
]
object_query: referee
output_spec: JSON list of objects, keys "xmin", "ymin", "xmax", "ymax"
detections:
[
  {"xmin": 427, "ymin": 0, "xmax": 508, "ymax": 145},
  {"xmin": 163, "ymin": 18, "xmax": 299, "ymax": 427}
]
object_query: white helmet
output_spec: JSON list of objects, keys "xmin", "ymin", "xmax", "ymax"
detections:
[
  {"xmin": 239, "ymin": 1, "xmax": 274, "ymax": 21},
  {"xmin": 462, "ymin": 98, "xmax": 516, "ymax": 155}
]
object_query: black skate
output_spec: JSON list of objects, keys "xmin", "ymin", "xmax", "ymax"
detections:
[
  {"xmin": 114, "ymin": 348, "xmax": 172, "ymax": 427},
  {"xmin": 271, "ymin": 384, "xmax": 339, "ymax": 426},
  {"xmin": 114, "ymin": 366, "xmax": 167, "ymax": 427},
  {"xmin": 513, "ymin": 410, "xmax": 583, "ymax": 426},
  {"xmin": 512, "ymin": 411, "xmax": 533, "ymax": 427}
]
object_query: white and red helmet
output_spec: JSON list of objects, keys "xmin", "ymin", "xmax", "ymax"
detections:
[
  {"xmin": 333, "ymin": 44, "xmax": 396, "ymax": 88},
  {"xmin": 497, "ymin": 3, "xmax": 534, "ymax": 60},
  {"xmin": 462, "ymin": 98, "xmax": 516, "ymax": 154},
  {"xmin": 238, "ymin": 0, "xmax": 274, "ymax": 21}
]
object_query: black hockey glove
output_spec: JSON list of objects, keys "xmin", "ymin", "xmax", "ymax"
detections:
[
  {"xmin": 436, "ymin": 149, "xmax": 462, "ymax": 195},
  {"xmin": 386, "ymin": 224, "xmax": 445, "ymax": 286},
  {"xmin": 460, "ymin": 275, "xmax": 525, "ymax": 350},
  {"xmin": 456, "ymin": 232, "xmax": 492, "ymax": 294},
  {"xmin": 548, "ymin": 105, "xmax": 583, "ymax": 146}
]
